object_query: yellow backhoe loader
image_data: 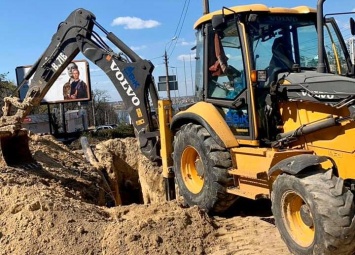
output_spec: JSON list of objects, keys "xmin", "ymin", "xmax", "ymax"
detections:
[{"xmin": 1, "ymin": 1, "xmax": 355, "ymax": 254}]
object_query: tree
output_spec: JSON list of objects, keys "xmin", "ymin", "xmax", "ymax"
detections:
[
  {"xmin": 0, "ymin": 73, "xmax": 17, "ymax": 97},
  {"xmin": 88, "ymin": 88, "xmax": 118, "ymax": 127},
  {"xmin": 0, "ymin": 73, "xmax": 17, "ymax": 112},
  {"xmin": 0, "ymin": 73, "xmax": 52, "ymax": 116}
]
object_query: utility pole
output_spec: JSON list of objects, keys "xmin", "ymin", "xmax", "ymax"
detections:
[
  {"xmin": 164, "ymin": 50, "xmax": 171, "ymax": 100},
  {"xmin": 189, "ymin": 53, "xmax": 194, "ymax": 96},
  {"xmin": 92, "ymin": 94, "xmax": 96, "ymax": 127},
  {"xmin": 350, "ymin": 37, "xmax": 355, "ymax": 65},
  {"xmin": 60, "ymin": 103, "xmax": 67, "ymax": 134},
  {"xmin": 170, "ymin": 67, "xmax": 179, "ymax": 99},
  {"xmin": 164, "ymin": 36, "xmax": 177, "ymax": 100},
  {"xmin": 183, "ymin": 58, "xmax": 187, "ymax": 95}
]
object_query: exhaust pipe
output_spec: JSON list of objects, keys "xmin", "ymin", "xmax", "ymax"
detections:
[
  {"xmin": 203, "ymin": 0, "xmax": 209, "ymax": 15},
  {"xmin": 317, "ymin": 0, "xmax": 326, "ymax": 73}
]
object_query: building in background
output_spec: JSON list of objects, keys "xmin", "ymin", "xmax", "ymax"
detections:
[
  {"xmin": 22, "ymin": 109, "xmax": 88, "ymax": 135},
  {"xmin": 22, "ymin": 114, "xmax": 51, "ymax": 134},
  {"xmin": 65, "ymin": 109, "xmax": 88, "ymax": 133}
]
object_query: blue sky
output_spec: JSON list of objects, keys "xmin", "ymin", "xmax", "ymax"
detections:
[{"xmin": 0, "ymin": 0, "xmax": 354, "ymax": 101}]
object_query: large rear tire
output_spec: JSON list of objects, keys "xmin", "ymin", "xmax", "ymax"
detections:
[
  {"xmin": 173, "ymin": 123, "xmax": 237, "ymax": 213},
  {"xmin": 271, "ymin": 169, "xmax": 355, "ymax": 255}
]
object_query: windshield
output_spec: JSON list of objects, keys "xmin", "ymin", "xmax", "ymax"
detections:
[{"xmin": 247, "ymin": 14, "xmax": 318, "ymax": 71}]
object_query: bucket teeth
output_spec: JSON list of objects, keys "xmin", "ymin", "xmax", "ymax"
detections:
[{"xmin": 22, "ymin": 163, "xmax": 41, "ymax": 170}]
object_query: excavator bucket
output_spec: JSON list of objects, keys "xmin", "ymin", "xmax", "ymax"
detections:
[{"xmin": 0, "ymin": 130, "xmax": 35, "ymax": 167}]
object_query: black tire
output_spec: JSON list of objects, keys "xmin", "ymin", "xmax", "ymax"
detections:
[
  {"xmin": 271, "ymin": 169, "xmax": 355, "ymax": 255},
  {"xmin": 173, "ymin": 123, "xmax": 237, "ymax": 214}
]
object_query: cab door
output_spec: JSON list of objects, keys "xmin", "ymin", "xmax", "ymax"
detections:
[
  {"xmin": 204, "ymin": 18, "xmax": 258, "ymax": 144},
  {"xmin": 324, "ymin": 17, "xmax": 354, "ymax": 75}
]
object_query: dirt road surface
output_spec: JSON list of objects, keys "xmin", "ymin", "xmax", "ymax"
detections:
[{"xmin": 0, "ymin": 134, "xmax": 291, "ymax": 255}]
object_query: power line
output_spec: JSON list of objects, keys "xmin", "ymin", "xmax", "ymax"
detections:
[
  {"xmin": 167, "ymin": 0, "xmax": 191, "ymax": 58},
  {"xmin": 166, "ymin": 0, "xmax": 188, "ymax": 54}
]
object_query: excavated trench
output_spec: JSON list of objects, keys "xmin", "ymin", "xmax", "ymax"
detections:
[
  {"xmin": 25, "ymin": 134, "xmax": 166, "ymax": 208},
  {"xmin": 91, "ymin": 137, "xmax": 166, "ymax": 207}
]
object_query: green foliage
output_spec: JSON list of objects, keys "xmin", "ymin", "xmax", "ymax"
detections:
[
  {"xmin": 0, "ymin": 73, "xmax": 17, "ymax": 96},
  {"xmin": 0, "ymin": 73, "xmax": 17, "ymax": 111},
  {"xmin": 90, "ymin": 124, "xmax": 135, "ymax": 139}
]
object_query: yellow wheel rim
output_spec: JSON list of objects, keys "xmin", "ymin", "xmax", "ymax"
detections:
[
  {"xmin": 281, "ymin": 190, "xmax": 315, "ymax": 247},
  {"xmin": 180, "ymin": 146, "xmax": 204, "ymax": 194}
]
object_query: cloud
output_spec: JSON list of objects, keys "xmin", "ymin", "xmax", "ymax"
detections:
[
  {"xmin": 111, "ymin": 17, "xmax": 161, "ymax": 29},
  {"xmin": 130, "ymin": 45, "xmax": 147, "ymax": 51},
  {"xmin": 179, "ymin": 40, "xmax": 196, "ymax": 47},
  {"xmin": 181, "ymin": 41, "xmax": 195, "ymax": 46},
  {"xmin": 177, "ymin": 54, "xmax": 196, "ymax": 61}
]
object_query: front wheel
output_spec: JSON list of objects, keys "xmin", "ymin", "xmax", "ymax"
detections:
[
  {"xmin": 173, "ymin": 123, "xmax": 237, "ymax": 213},
  {"xmin": 271, "ymin": 169, "xmax": 355, "ymax": 255}
]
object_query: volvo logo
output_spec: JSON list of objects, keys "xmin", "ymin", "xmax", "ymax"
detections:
[
  {"xmin": 110, "ymin": 60, "xmax": 140, "ymax": 106},
  {"xmin": 301, "ymin": 91, "xmax": 334, "ymax": 100}
]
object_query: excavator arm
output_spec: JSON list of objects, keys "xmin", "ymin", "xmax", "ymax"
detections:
[{"xmin": 0, "ymin": 8, "xmax": 161, "ymax": 163}]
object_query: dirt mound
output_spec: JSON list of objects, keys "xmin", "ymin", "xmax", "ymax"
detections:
[
  {"xmin": 0, "ymin": 134, "xmax": 290, "ymax": 255},
  {"xmin": 102, "ymin": 203, "xmax": 216, "ymax": 254}
]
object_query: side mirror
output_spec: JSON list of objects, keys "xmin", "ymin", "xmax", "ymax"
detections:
[
  {"xmin": 350, "ymin": 17, "xmax": 355, "ymax": 36},
  {"xmin": 212, "ymin": 14, "xmax": 226, "ymax": 31}
]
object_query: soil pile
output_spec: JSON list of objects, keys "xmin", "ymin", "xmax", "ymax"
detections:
[{"xmin": 0, "ymin": 134, "xmax": 290, "ymax": 255}]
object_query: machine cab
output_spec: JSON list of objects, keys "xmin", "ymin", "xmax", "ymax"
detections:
[{"xmin": 193, "ymin": 5, "xmax": 354, "ymax": 145}]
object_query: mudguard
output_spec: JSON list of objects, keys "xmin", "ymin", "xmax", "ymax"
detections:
[
  {"xmin": 171, "ymin": 102, "xmax": 238, "ymax": 148},
  {"xmin": 268, "ymin": 154, "xmax": 331, "ymax": 177}
]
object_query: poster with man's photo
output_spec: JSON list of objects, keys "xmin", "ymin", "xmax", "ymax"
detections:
[{"xmin": 15, "ymin": 60, "xmax": 91, "ymax": 104}]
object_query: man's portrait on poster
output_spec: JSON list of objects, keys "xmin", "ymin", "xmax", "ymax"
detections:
[{"xmin": 16, "ymin": 60, "xmax": 91, "ymax": 103}]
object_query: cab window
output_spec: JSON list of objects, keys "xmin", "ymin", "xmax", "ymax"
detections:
[
  {"xmin": 207, "ymin": 22, "xmax": 246, "ymax": 100},
  {"xmin": 324, "ymin": 18, "xmax": 348, "ymax": 75}
]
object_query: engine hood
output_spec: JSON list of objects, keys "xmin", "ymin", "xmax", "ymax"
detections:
[{"xmin": 278, "ymin": 71, "xmax": 355, "ymax": 104}]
